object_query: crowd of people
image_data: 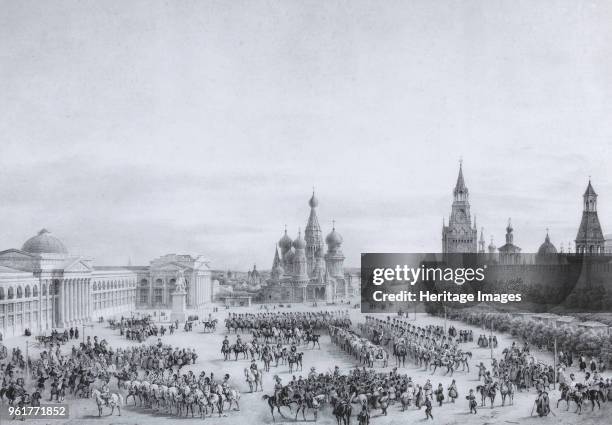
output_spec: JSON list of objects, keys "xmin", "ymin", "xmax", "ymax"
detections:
[
  {"xmin": 266, "ymin": 364, "xmax": 460, "ymax": 422},
  {"xmin": 2, "ymin": 305, "xmax": 612, "ymax": 422}
]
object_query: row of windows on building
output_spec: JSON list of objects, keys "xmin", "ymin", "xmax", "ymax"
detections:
[
  {"xmin": 92, "ymin": 290, "xmax": 136, "ymax": 310},
  {"xmin": 0, "ymin": 278, "xmax": 139, "ymax": 301},
  {"xmin": 92, "ymin": 280, "xmax": 136, "ymax": 291},
  {"xmin": 0, "ymin": 284, "xmax": 43, "ymax": 300}
]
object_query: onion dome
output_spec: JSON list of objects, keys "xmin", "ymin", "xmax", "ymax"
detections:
[
  {"xmin": 278, "ymin": 227, "xmax": 293, "ymax": 250},
  {"xmin": 293, "ymin": 230, "xmax": 307, "ymax": 250},
  {"xmin": 488, "ymin": 237, "xmax": 496, "ymax": 251},
  {"xmin": 506, "ymin": 218, "xmax": 513, "ymax": 233},
  {"xmin": 537, "ymin": 230, "xmax": 558, "ymax": 255},
  {"xmin": 308, "ymin": 190, "xmax": 319, "ymax": 208},
  {"xmin": 22, "ymin": 229, "xmax": 68, "ymax": 254},
  {"xmin": 325, "ymin": 225, "xmax": 343, "ymax": 247}
]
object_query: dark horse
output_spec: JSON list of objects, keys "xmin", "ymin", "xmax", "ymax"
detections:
[
  {"xmin": 333, "ymin": 401, "xmax": 352, "ymax": 425},
  {"xmin": 262, "ymin": 393, "xmax": 296, "ymax": 422},
  {"xmin": 304, "ymin": 333, "xmax": 321, "ymax": 349},
  {"xmin": 476, "ymin": 382, "xmax": 498, "ymax": 408},
  {"xmin": 394, "ymin": 342, "xmax": 407, "ymax": 367}
]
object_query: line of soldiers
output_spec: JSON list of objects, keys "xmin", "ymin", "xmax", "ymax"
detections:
[{"xmin": 225, "ymin": 310, "xmax": 352, "ymax": 332}]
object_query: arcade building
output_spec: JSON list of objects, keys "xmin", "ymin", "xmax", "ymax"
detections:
[{"xmin": 0, "ymin": 230, "xmax": 213, "ymax": 338}]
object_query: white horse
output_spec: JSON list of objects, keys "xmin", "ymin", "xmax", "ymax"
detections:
[
  {"xmin": 224, "ymin": 387, "xmax": 241, "ymax": 411},
  {"xmin": 204, "ymin": 389, "xmax": 224, "ymax": 417},
  {"xmin": 244, "ymin": 367, "xmax": 263, "ymax": 392},
  {"xmin": 92, "ymin": 389, "xmax": 123, "ymax": 417}
]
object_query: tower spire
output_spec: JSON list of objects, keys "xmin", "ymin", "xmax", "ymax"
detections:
[{"xmin": 454, "ymin": 160, "xmax": 467, "ymax": 196}]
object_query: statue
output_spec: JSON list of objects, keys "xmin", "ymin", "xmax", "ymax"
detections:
[{"xmin": 170, "ymin": 271, "xmax": 187, "ymax": 322}]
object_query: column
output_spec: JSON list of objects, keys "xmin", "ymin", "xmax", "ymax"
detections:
[
  {"xmin": 77, "ymin": 280, "xmax": 81, "ymax": 323},
  {"xmin": 62, "ymin": 281, "xmax": 67, "ymax": 327},
  {"xmin": 71, "ymin": 280, "xmax": 76, "ymax": 323},
  {"xmin": 80, "ymin": 280, "xmax": 84, "ymax": 321},
  {"xmin": 72, "ymin": 279, "xmax": 79, "ymax": 323},
  {"xmin": 71, "ymin": 280, "xmax": 75, "ymax": 323},
  {"xmin": 85, "ymin": 281, "xmax": 90, "ymax": 321},
  {"xmin": 68, "ymin": 280, "xmax": 73, "ymax": 324}
]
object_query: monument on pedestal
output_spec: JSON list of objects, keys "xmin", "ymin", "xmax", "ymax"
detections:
[{"xmin": 170, "ymin": 271, "xmax": 187, "ymax": 322}]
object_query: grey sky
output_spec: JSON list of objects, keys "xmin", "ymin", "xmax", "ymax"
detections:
[{"xmin": 1, "ymin": 0, "xmax": 611, "ymax": 269}]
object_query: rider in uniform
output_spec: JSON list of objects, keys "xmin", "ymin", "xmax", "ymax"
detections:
[
  {"xmin": 273, "ymin": 375, "xmax": 284, "ymax": 401},
  {"xmin": 100, "ymin": 381, "xmax": 111, "ymax": 406}
]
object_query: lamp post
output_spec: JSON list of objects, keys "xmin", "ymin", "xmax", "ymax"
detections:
[
  {"xmin": 490, "ymin": 318, "xmax": 494, "ymax": 360},
  {"xmin": 553, "ymin": 322, "xmax": 558, "ymax": 390},
  {"xmin": 25, "ymin": 340, "xmax": 29, "ymax": 383}
]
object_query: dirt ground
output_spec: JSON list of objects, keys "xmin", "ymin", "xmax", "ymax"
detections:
[{"xmin": 1, "ymin": 304, "xmax": 610, "ymax": 425}]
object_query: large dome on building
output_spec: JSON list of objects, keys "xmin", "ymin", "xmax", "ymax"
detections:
[
  {"xmin": 22, "ymin": 229, "xmax": 68, "ymax": 254},
  {"xmin": 537, "ymin": 232, "xmax": 557, "ymax": 256}
]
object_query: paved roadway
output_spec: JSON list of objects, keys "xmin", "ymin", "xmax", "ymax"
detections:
[{"xmin": 1, "ymin": 305, "xmax": 609, "ymax": 425}]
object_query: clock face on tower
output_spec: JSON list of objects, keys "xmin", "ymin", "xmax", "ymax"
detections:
[{"xmin": 455, "ymin": 209, "xmax": 466, "ymax": 222}]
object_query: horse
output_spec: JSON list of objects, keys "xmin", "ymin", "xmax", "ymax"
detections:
[
  {"xmin": 455, "ymin": 352, "xmax": 472, "ymax": 372},
  {"xmin": 262, "ymin": 350, "xmax": 273, "ymax": 372},
  {"xmin": 584, "ymin": 384, "xmax": 606, "ymax": 411},
  {"xmin": 430, "ymin": 356, "xmax": 454, "ymax": 376},
  {"xmin": 304, "ymin": 333, "xmax": 321, "ymax": 349},
  {"xmin": 204, "ymin": 389, "xmax": 224, "ymax": 417},
  {"xmin": 262, "ymin": 393, "xmax": 296, "ymax": 422},
  {"xmin": 49, "ymin": 382, "xmax": 66, "ymax": 402},
  {"xmin": 223, "ymin": 387, "xmax": 241, "ymax": 411},
  {"xmin": 92, "ymin": 388, "xmax": 123, "ymax": 417},
  {"xmin": 394, "ymin": 342, "xmax": 407, "ymax": 367},
  {"xmin": 333, "ymin": 401, "xmax": 352, "ymax": 425},
  {"xmin": 288, "ymin": 352, "xmax": 303, "ymax": 373},
  {"xmin": 76, "ymin": 375, "xmax": 96, "ymax": 398},
  {"xmin": 476, "ymin": 382, "xmax": 498, "ymax": 408},
  {"xmin": 500, "ymin": 381, "xmax": 514, "ymax": 406},
  {"xmin": 244, "ymin": 367, "xmax": 263, "ymax": 392},
  {"xmin": 232, "ymin": 343, "xmax": 249, "ymax": 361},
  {"xmin": 1, "ymin": 385, "xmax": 21, "ymax": 406},
  {"xmin": 295, "ymin": 394, "xmax": 326, "ymax": 422},
  {"xmin": 202, "ymin": 319, "xmax": 218, "ymax": 332},
  {"xmin": 124, "ymin": 380, "xmax": 141, "ymax": 406}
]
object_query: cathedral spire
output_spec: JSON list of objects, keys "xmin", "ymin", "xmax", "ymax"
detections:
[{"xmin": 305, "ymin": 190, "xmax": 323, "ymax": 277}]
